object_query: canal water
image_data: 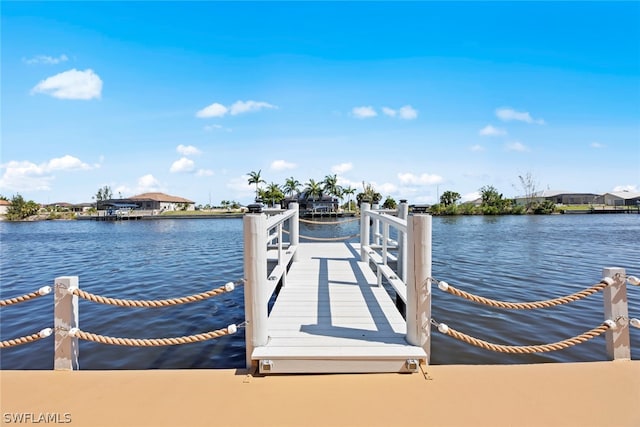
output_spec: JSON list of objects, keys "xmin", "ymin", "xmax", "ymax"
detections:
[{"xmin": 1, "ymin": 214, "xmax": 638, "ymax": 369}]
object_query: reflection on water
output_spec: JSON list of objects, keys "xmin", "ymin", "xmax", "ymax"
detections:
[{"xmin": 1, "ymin": 214, "xmax": 638, "ymax": 369}]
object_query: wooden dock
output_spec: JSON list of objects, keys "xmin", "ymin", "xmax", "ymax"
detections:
[
  {"xmin": 257, "ymin": 242, "xmax": 426, "ymax": 373},
  {"xmin": 244, "ymin": 202, "xmax": 431, "ymax": 374}
]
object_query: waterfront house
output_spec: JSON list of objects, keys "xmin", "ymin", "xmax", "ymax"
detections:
[
  {"xmin": 603, "ymin": 191, "xmax": 640, "ymax": 206},
  {"xmin": 515, "ymin": 190, "xmax": 604, "ymax": 206},
  {"xmin": 98, "ymin": 192, "xmax": 195, "ymax": 212},
  {"xmin": 0, "ymin": 199, "xmax": 10, "ymax": 215},
  {"xmin": 282, "ymin": 193, "xmax": 339, "ymax": 213},
  {"xmin": 44, "ymin": 202, "xmax": 93, "ymax": 213}
]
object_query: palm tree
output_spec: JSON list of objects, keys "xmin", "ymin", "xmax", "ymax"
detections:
[
  {"xmin": 305, "ymin": 179, "xmax": 322, "ymax": 202},
  {"xmin": 323, "ymin": 174, "xmax": 342, "ymax": 212},
  {"xmin": 266, "ymin": 182, "xmax": 284, "ymax": 207},
  {"xmin": 322, "ymin": 174, "xmax": 340, "ymax": 198},
  {"xmin": 283, "ymin": 177, "xmax": 301, "ymax": 199},
  {"xmin": 342, "ymin": 186, "xmax": 356, "ymax": 211},
  {"xmin": 247, "ymin": 170, "xmax": 266, "ymax": 202}
]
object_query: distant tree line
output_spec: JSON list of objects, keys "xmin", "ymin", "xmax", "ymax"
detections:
[
  {"xmin": 246, "ymin": 170, "xmax": 390, "ymax": 211},
  {"xmin": 430, "ymin": 184, "xmax": 556, "ymax": 216}
]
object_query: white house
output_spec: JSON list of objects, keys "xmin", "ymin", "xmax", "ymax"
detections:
[
  {"xmin": 603, "ymin": 191, "xmax": 640, "ymax": 206},
  {"xmin": 0, "ymin": 199, "xmax": 10, "ymax": 215}
]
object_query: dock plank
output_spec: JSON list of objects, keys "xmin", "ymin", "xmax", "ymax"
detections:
[{"xmin": 253, "ymin": 242, "xmax": 426, "ymax": 373}]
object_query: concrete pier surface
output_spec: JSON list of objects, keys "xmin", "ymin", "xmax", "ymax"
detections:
[{"xmin": 2, "ymin": 361, "xmax": 638, "ymax": 427}]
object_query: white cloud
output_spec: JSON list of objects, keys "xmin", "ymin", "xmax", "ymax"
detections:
[
  {"xmin": 0, "ymin": 155, "xmax": 93, "ymax": 192},
  {"xmin": 398, "ymin": 105, "xmax": 418, "ymax": 120},
  {"xmin": 479, "ymin": 125, "xmax": 507, "ymax": 136},
  {"xmin": 197, "ymin": 169, "xmax": 214, "ymax": 177},
  {"xmin": 377, "ymin": 182, "xmax": 398, "ymax": 195},
  {"xmin": 136, "ymin": 174, "xmax": 162, "ymax": 193},
  {"xmin": 379, "ymin": 105, "xmax": 417, "ymax": 120},
  {"xmin": 176, "ymin": 144, "xmax": 201, "ymax": 156},
  {"xmin": 612, "ymin": 184, "xmax": 637, "ymax": 192},
  {"xmin": 590, "ymin": 142, "xmax": 606, "ymax": 149},
  {"xmin": 197, "ymin": 100, "xmax": 276, "ymax": 118},
  {"xmin": 196, "ymin": 103, "xmax": 228, "ymax": 118},
  {"xmin": 47, "ymin": 155, "xmax": 92, "ymax": 171},
  {"xmin": 24, "ymin": 54, "xmax": 69, "ymax": 65},
  {"xmin": 270, "ymin": 160, "xmax": 297, "ymax": 171},
  {"xmin": 230, "ymin": 100, "xmax": 277, "ymax": 115},
  {"xmin": 351, "ymin": 106, "xmax": 377, "ymax": 119},
  {"xmin": 331, "ymin": 162, "xmax": 353, "ymax": 174},
  {"xmin": 31, "ymin": 69, "xmax": 102, "ymax": 100},
  {"xmin": 227, "ymin": 175, "xmax": 255, "ymax": 197},
  {"xmin": 169, "ymin": 157, "xmax": 195, "ymax": 173},
  {"xmin": 470, "ymin": 144, "xmax": 485, "ymax": 152},
  {"xmin": 496, "ymin": 107, "xmax": 544, "ymax": 125},
  {"xmin": 382, "ymin": 107, "xmax": 397, "ymax": 117},
  {"xmin": 397, "ymin": 172, "xmax": 443, "ymax": 186},
  {"xmin": 505, "ymin": 141, "xmax": 530, "ymax": 152},
  {"xmin": 461, "ymin": 191, "xmax": 481, "ymax": 202},
  {"xmin": 0, "ymin": 160, "xmax": 52, "ymax": 191}
]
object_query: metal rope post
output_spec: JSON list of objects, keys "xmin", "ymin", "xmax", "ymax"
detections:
[
  {"xmin": 602, "ymin": 267, "xmax": 630, "ymax": 360},
  {"xmin": 54, "ymin": 276, "xmax": 79, "ymax": 370}
]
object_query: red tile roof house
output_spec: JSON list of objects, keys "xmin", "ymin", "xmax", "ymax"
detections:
[{"xmin": 128, "ymin": 192, "xmax": 196, "ymax": 212}]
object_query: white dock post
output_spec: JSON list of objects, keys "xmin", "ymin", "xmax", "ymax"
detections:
[
  {"xmin": 396, "ymin": 200, "xmax": 409, "ymax": 316},
  {"xmin": 54, "ymin": 276, "xmax": 79, "ymax": 370},
  {"xmin": 360, "ymin": 202, "xmax": 371, "ymax": 262},
  {"xmin": 602, "ymin": 267, "xmax": 630, "ymax": 360},
  {"xmin": 290, "ymin": 202, "xmax": 299, "ymax": 262},
  {"xmin": 406, "ymin": 215, "xmax": 432, "ymax": 362},
  {"xmin": 372, "ymin": 203, "xmax": 380, "ymax": 246},
  {"xmin": 397, "ymin": 200, "xmax": 408, "ymax": 282},
  {"xmin": 244, "ymin": 207, "xmax": 269, "ymax": 369}
]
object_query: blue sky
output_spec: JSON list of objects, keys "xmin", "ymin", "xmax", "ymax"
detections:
[{"xmin": 2, "ymin": 1, "xmax": 639, "ymax": 205}]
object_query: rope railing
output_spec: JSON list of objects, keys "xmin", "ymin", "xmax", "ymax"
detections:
[
  {"xmin": 68, "ymin": 325, "xmax": 237, "ymax": 346},
  {"xmin": 433, "ymin": 277, "xmax": 610, "ymax": 309},
  {"xmin": 431, "ymin": 318, "xmax": 613, "ymax": 354},
  {"xmin": 0, "ymin": 286, "xmax": 52, "ymax": 307},
  {"xmin": 299, "ymin": 233, "xmax": 361, "ymax": 242},
  {"xmin": 69, "ymin": 279, "xmax": 243, "ymax": 308},
  {"xmin": 299, "ymin": 217, "xmax": 360, "ymax": 225},
  {"xmin": 0, "ymin": 328, "xmax": 52, "ymax": 348}
]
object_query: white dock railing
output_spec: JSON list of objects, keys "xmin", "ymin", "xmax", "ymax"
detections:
[
  {"xmin": 360, "ymin": 202, "xmax": 432, "ymax": 359},
  {"xmin": 243, "ymin": 203, "xmax": 299, "ymax": 368}
]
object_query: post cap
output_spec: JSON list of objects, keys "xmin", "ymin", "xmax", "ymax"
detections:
[
  {"xmin": 247, "ymin": 203, "xmax": 263, "ymax": 213},
  {"xmin": 400, "ymin": 199, "xmax": 407, "ymax": 203}
]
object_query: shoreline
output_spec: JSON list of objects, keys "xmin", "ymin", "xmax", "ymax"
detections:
[
  {"xmin": 2, "ymin": 209, "xmax": 638, "ymax": 222},
  {"xmin": 2, "ymin": 361, "xmax": 638, "ymax": 427}
]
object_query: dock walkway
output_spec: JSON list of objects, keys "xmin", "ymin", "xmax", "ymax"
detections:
[{"xmin": 257, "ymin": 242, "xmax": 426, "ymax": 373}]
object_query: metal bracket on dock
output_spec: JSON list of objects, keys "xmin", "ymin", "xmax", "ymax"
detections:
[
  {"xmin": 260, "ymin": 360, "xmax": 273, "ymax": 372},
  {"xmin": 406, "ymin": 359, "xmax": 419, "ymax": 372}
]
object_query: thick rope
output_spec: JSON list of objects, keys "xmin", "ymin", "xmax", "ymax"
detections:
[
  {"xmin": 0, "ymin": 328, "xmax": 52, "ymax": 348},
  {"xmin": 1, "ymin": 287, "xmax": 51, "ymax": 307},
  {"xmin": 299, "ymin": 233, "xmax": 361, "ymax": 241},
  {"xmin": 438, "ymin": 322, "xmax": 610, "ymax": 354},
  {"xmin": 71, "ymin": 281, "xmax": 241, "ymax": 308},
  {"xmin": 71, "ymin": 327, "xmax": 234, "ymax": 346},
  {"xmin": 436, "ymin": 279, "xmax": 608, "ymax": 309},
  {"xmin": 299, "ymin": 217, "xmax": 360, "ymax": 225}
]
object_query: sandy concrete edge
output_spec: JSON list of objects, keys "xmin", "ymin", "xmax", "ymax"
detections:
[{"xmin": 2, "ymin": 361, "xmax": 639, "ymax": 427}]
